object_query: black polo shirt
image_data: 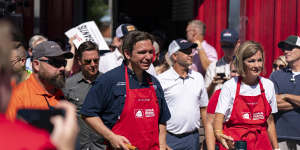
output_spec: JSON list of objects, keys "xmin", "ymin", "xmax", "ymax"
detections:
[{"xmin": 80, "ymin": 63, "xmax": 171, "ymax": 129}]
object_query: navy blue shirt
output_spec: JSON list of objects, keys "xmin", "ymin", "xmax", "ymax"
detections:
[
  {"xmin": 270, "ymin": 68, "xmax": 300, "ymax": 140},
  {"xmin": 80, "ymin": 63, "xmax": 171, "ymax": 129}
]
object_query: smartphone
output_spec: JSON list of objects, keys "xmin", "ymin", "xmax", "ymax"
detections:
[
  {"xmin": 217, "ymin": 73, "xmax": 226, "ymax": 78},
  {"xmin": 17, "ymin": 108, "xmax": 65, "ymax": 133}
]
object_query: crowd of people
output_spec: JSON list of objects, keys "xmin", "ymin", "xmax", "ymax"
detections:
[{"xmin": 0, "ymin": 16, "xmax": 300, "ymax": 150}]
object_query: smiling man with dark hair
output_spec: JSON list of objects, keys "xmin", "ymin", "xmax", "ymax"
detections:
[{"xmin": 80, "ymin": 31, "xmax": 171, "ymax": 150}]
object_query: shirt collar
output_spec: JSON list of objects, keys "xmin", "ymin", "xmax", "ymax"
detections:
[
  {"xmin": 169, "ymin": 67, "xmax": 195, "ymax": 80},
  {"xmin": 113, "ymin": 49, "xmax": 124, "ymax": 60},
  {"xmin": 121, "ymin": 62, "xmax": 150, "ymax": 85},
  {"xmin": 77, "ymin": 71, "xmax": 99, "ymax": 85}
]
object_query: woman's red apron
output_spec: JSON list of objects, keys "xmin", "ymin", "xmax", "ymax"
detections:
[
  {"xmin": 219, "ymin": 77, "xmax": 272, "ymax": 150},
  {"xmin": 108, "ymin": 65, "xmax": 160, "ymax": 150}
]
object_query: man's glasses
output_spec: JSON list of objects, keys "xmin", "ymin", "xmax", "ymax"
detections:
[
  {"xmin": 39, "ymin": 59, "xmax": 67, "ymax": 68},
  {"xmin": 281, "ymin": 45, "xmax": 297, "ymax": 51},
  {"xmin": 221, "ymin": 44, "xmax": 235, "ymax": 49},
  {"xmin": 83, "ymin": 58, "xmax": 99, "ymax": 65},
  {"xmin": 273, "ymin": 64, "xmax": 285, "ymax": 70}
]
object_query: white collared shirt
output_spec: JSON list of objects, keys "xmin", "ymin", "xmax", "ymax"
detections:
[
  {"xmin": 157, "ymin": 67, "xmax": 208, "ymax": 134},
  {"xmin": 99, "ymin": 49, "xmax": 124, "ymax": 74},
  {"xmin": 99, "ymin": 48, "xmax": 157, "ymax": 76}
]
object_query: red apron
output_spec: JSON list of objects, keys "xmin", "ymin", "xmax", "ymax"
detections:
[
  {"xmin": 219, "ymin": 77, "xmax": 272, "ymax": 150},
  {"xmin": 108, "ymin": 65, "xmax": 160, "ymax": 150}
]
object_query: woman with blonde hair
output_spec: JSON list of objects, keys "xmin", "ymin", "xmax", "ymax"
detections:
[
  {"xmin": 213, "ymin": 41, "xmax": 279, "ymax": 150},
  {"xmin": 272, "ymin": 55, "xmax": 288, "ymax": 72}
]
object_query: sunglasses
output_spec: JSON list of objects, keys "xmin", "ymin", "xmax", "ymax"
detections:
[
  {"xmin": 109, "ymin": 45, "xmax": 118, "ymax": 50},
  {"xmin": 281, "ymin": 45, "xmax": 297, "ymax": 51},
  {"xmin": 83, "ymin": 58, "xmax": 99, "ymax": 65},
  {"xmin": 221, "ymin": 44, "xmax": 235, "ymax": 49},
  {"xmin": 39, "ymin": 59, "xmax": 67, "ymax": 68},
  {"xmin": 272, "ymin": 64, "xmax": 285, "ymax": 69}
]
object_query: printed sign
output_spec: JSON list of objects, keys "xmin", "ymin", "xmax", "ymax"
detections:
[{"xmin": 65, "ymin": 21, "xmax": 109, "ymax": 50}]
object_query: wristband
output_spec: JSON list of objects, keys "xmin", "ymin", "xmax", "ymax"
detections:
[{"xmin": 214, "ymin": 129, "xmax": 223, "ymax": 134}]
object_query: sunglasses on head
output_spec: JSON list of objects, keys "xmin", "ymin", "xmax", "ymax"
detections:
[
  {"xmin": 273, "ymin": 64, "xmax": 285, "ymax": 69},
  {"xmin": 39, "ymin": 58, "xmax": 67, "ymax": 68},
  {"xmin": 83, "ymin": 58, "xmax": 99, "ymax": 65}
]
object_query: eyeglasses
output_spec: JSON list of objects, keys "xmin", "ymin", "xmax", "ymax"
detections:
[
  {"xmin": 273, "ymin": 64, "xmax": 285, "ymax": 70},
  {"xmin": 83, "ymin": 58, "xmax": 99, "ymax": 65},
  {"xmin": 109, "ymin": 45, "xmax": 118, "ymax": 50},
  {"xmin": 39, "ymin": 59, "xmax": 67, "ymax": 68}
]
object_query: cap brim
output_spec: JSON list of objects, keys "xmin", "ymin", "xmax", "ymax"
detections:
[
  {"xmin": 47, "ymin": 51, "xmax": 74, "ymax": 59},
  {"xmin": 181, "ymin": 43, "xmax": 198, "ymax": 50},
  {"xmin": 278, "ymin": 41, "xmax": 296, "ymax": 50}
]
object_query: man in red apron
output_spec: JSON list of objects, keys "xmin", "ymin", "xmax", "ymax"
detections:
[{"xmin": 80, "ymin": 31, "xmax": 171, "ymax": 150}]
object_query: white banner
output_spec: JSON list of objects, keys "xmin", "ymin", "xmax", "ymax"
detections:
[{"xmin": 65, "ymin": 21, "xmax": 109, "ymax": 50}]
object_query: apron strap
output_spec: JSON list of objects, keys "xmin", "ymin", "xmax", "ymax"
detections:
[
  {"xmin": 235, "ymin": 77, "xmax": 242, "ymax": 97},
  {"xmin": 125, "ymin": 65, "xmax": 130, "ymax": 90},
  {"xmin": 258, "ymin": 78, "xmax": 265, "ymax": 93},
  {"xmin": 124, "ymin": 65, "xmax": 153, "ymax": 90}
]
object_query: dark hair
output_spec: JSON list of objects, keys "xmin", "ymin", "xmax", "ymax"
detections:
[
  {"xmin": 122, "ymin": 31, "xmax": 153, "ymax": 56},
  {"xmin": 77, "ymin": 41, "xmax": 99, "ymax": 58}
]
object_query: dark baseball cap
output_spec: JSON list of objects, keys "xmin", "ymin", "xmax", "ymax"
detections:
[
  {"xmin": 32, "ymin": 41, "xmax": 73, "ymax": 59},
  {"xmin": 278, "ymin": 35, "xmax": 300, "ymax": 50},
  {"xmin": 115, "ymin": 24, "xmax": 137, "ymax": 38},
  {"xmin": 168, "ymin": 38, "xmax": 198, "ymax": 57},
  {"xmin": 220, "ymin": 29, "xmax": 239, "ymax": 43}
]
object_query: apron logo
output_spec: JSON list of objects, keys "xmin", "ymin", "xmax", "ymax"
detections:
[
  {"xmin": 253, "ymin": 112, "xmax": 264, "ymax": 120},
  {"xmin": 242, "ymin": 112, "xmax": 250, "ymax": 120},
  {"xmin": 145, "ymin": 109, "xmax": 155, "ymax": 117},
  {"xmin": 137, "ymin": 98, "xmax": 150, "ymax": 102},
  {"xmin": 134, "ymin": 109, "xmax": 144, "ymax": 118}
]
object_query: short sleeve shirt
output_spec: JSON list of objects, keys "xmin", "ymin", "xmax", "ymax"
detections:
[
  {"xmin": 80, "ymin": 63, "xmax": 170, "ymax": 129},
  {"xmin": 157, "ymin": 67, "xmax": 208, "ymax": 134},
  {"xmin": 215, "ymin": 77, "xmax": 278, "ymax": 121}
]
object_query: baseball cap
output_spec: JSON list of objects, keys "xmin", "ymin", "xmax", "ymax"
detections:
[
  {"xmin": 115, "ymin": 24, "xmax": 137, "ymax": 38},
  {"xmin": 278, "ymin": 35, "xmax": 300, "ymax": 50},
  {"xmin": 168, "ymin": 38, "xmax": 198, "ymax": 57},
  {"xmin": 220, "ymin": 29, "xmax": 239, "ymax": 43},
  {"xmin": 32, "ymin": 41, "xmax": 73, "ymax": 59}
]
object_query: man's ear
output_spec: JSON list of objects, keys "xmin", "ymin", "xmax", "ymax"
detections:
[
  {"xmin": 32, "ymin": 59, "xmax": 40, "ymax": 72},
  {"xmin": 123, "ymin": 49, "xmax": 131, "ymax": 60},
  {"xmin": 77, "ymin": 57, "xmax": 82, "ymax": 66}
]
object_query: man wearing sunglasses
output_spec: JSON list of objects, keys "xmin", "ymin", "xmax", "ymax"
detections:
[
  {"xmin": 204, "ymin": 29, "xmax": 239, "ymax": 98},
  {"xmin": 270, "ymin": 35, "xmax": 300, "ymax": 150},
  {"xmin": 6, "ymin": 41, "xmax": 73, "ymax": 120},
  {"xmin": 63, "ymin": 41, "xmax": 105, "ymax": 150}
]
